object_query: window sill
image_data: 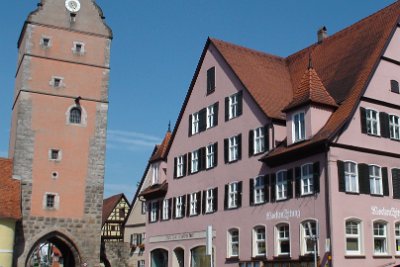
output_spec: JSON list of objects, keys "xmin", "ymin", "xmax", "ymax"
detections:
[
  {"xmin": 370, "ymin": 193, "xmax": 384, "ymax": 198},
  {"xmin": 251, "ymin": 256, "xmax": 266, "ymax": 260},
  {"xmin": 251, "ymin": 201, "xmax": 267, "ymax": 206},
  {"xmin": 344, "ymin": 191, "xmax": 360, "ymax": 195},
  {"xmin": 225, "ymin": 256, "xmax": 239, "ymax": 263},
  {"xmin": 206, "ymin": 89, "xmax": 215, "ymax": 96},
  {"xmin": 366, "ymin": 133, "xmax": 381, "ymax": 138},
  {"xmin": 226, "ymin": 158, "xmax": 241, "ymax": 164},
  {"xmin": 273, "ymin": 255, "xmax": 291, "ymax": 260},
  {"xmin": 372, "ymin": 255, "xmax": 392, "ymax": 259},
  {"xmin": 251, "ymin": 151, "xmax": 266, "ymax": 157},
  {"xmin": 344, "ymin": 255, "xmax": 366, "ymax": 259}
]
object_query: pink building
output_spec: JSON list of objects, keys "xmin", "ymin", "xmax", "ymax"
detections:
[{"xmin": 141, "ymin": 3, "xmax": 400, "ymax": 267}]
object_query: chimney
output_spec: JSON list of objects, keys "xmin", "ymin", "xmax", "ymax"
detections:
[{"xmin": 317, "ymin": 26, "xmax": 328, "ymax": 43}]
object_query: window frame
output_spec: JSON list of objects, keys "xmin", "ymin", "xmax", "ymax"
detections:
[
  {"xmin": 162, "ymin": 199, "xmax": 170, "ymax": 221},
  {"xmin": 229, "ymin": 93, "xmax": 239, "ymax": 120},
  {"xmin": 292, "ymin": 111, "xmax": 305, "ymax": 143},
  {"xmin": 191, "ymin": 150, "xmax": 199, "ymax": 174},
  {"xmin": 228, "ymin": 228, "xmax": 239, "ymax": 258},
  {"xmin": 253, "ymin": 176, "xmax": 265, "ymax": 204},
  {"xmin": 205, "ymin": 188, "xmax": 214, "ymax": 214},
  {"xmin": 275, "ymin": 223, "xmax": 290, "ymax": 256},
  {"xmin": 253, "ymin": 127, "xmax": 265, "ymax": 155},
  {"xmin": 207, "ymin": 67, "xmax": 216, "ymax": 94},
  {"xmin": 228, "ymin": 182, "xmax": 239, "ymax": 209},
  {"xmin": 373, "ymin": 221, "xmax": 388, "ymax": 255},
  {"xmin": 72, "ymin": 41, "xmax": 85, "ymax": 55},
  {"xmin": 369, "ymin": 165, "xmax": 383, "ymax": 195},
  {"xmin": 229, "ymin": 136, "xmax": 239, "ymax": 162},
  {"xmin": 191, "ymin": 112, "xmax": 200, "ymax": 135},
  {"xmin": 175, "ymin": 196, "xmax": 184, "ymax": 219},
  {"xmin": 345, "ymin": 219, "xmax": 362, "ymax": 255},
  {"xmin": 176, "ymin": 155, "xmax": 185, "ymax": 178},
  {"xmin": 189, "ymin": 192, "xmax": 198, "ymax": 216},
  {"xmin": 206, "ymin": 144, "xmax": 215, "ymax": 169},
  {"xmin": 151, "ymin": 163, "xmax": 159, "ymax": 185},
  {"xmin": 276, "ymin": 170, "xmax": 288, "ymax": 201},
  {"xmin": 253, "ymin": 226, "xmax": 266, "ymax": 257},
  {"xmin": 366, "ymin": 108, "xmax": 380, "ymax": 136},
  {"xmin": 301, "ymin": 220, "xmax": 317, "ymax": 255},
  {"xmin": 207, "ymin": 104, "xmax": 215, "ymax": 129},
  {"xmin": 389, "ymin": 114, "xmax": 400, "ymax": 140},
  {"xmin": 344, "ymin": 161, "xmax": 359, "ymax": 193},
  {"xmin": 395, "ymin": 222, "xmax": 400, "ymax": 255},
  {"xmin": 69, "ymin": 107, "xmax": 82, "ymax": 124},
  {"xmin": 301, "ymin": 163, "xmax": 314, "ymax": 196},
  {"xmin": 149, "ymin": 201, "xmax": 158, "ymax": 223}
]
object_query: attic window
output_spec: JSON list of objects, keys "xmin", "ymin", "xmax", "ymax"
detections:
[
  {"xmin": 293, "ymin": 112, "xmax": 305, "ymax": 142},
  {"xmin": 391, "ymin": 80, "xmax": 399, "ymax": 94},
  {"xmin": 207, "ymin": 67, "xmax": 216, "ymax": 94}
]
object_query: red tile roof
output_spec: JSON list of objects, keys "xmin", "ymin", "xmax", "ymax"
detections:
[
  {"xmin": 283, "ymin": 65, "xmax": 337, "ymax": 111},
  {"xmin": 149, "ymin": 130, "xmax": 171, "ymax": 163},
  {"xmin": 0, "ymin": 158, "xmax": 21, "ymax": 220},
  {"xmin": 210, "ymin": 2, "xmax": 400, "ymax": 159}
]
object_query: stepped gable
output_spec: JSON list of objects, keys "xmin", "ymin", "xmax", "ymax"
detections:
[{"xmin": 0, "ymin": 158, "xmax": 21, "ymax": 220}]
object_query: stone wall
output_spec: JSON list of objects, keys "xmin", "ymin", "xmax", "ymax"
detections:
[{"xmin": 104, "ymin": 242, "xmax": 131, "ymax": 267}]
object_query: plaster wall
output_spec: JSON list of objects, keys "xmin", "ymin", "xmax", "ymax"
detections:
[{"xmin": 0, "ymin": 219, "xmax": 16, "ymax": 267}]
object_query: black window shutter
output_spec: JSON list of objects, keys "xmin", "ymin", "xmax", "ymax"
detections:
[
  {"xmin": 188, "ymin": 115, "xmax": 192, "ymax": 137},
  {"xmin": 213, "ymin": 188, "xmax": 218, "ymax": 212},
  {"xmin": 214, "ymin": 102, "xmax": 219, "ymax": 126},
  {"xmin": 187, "ymin": 152, "xmax": 192, "ymax": 175},
  {"xmin": 264, "ymin": 175, "xmax": 269, "ymax": 203},
  {"xmin": 196, "ymin": 191, "xmax": 201, "ymax": 214},
  {"xmin": 264, "ymin": 124, "xmax": 270, "ymax": 152},
  {"xmin": 237, "ymin": 181, "xmax": 243, "ymax": 208},
  {"xmin": 199, "ymin": 108, "xmax": 207, "ymax": 132},
  {"xmin": 182, "ymin": 195, "xmax": 187, "ymax": 217},
  {"xmin": 155, "ymin": 201, "xmax": 160, "ymax": 221},
  {"xmin": 380, "ymin": 112, "xmax": 389, "ymax": 138},
  {"xmin": 201, "ymin": 147, "xmax": 207, "ymax": 171},
  {"xmin": 360, "ymin": 107, "xmax": 367, "ymax": 134},
  {"xmin": 237, "ymin": 91, "xmax": 243, "ymax": 116},
  {"xmin": 392, "ymin": 169, "xmax": 400, "ymax": 199},
  {"xmin": 202, "ymin": 190, "xmax": 206, "ymax": 214},
  {"xmin": 173, "ymin": 157, "xmax": 177, "ymax": 178},
  {"xmin": 224, "ymin": 138, "xmax": 229, "ymax": 163},
  {"xmin": 147, "ymin": 203, "xmax": 151, "ymax": 222},
  {"xmin": 249, "ymin": 178, "xmax": 254, "ymax": 206},
  {"xmin": 225, "ymin": 97, "xmax": 229, "ymax": 121},
  {"xmin": 214, "ymin": 143, "xmax": 218, "ymax": 167},
  {"xmin": 313, "ymin": 162, "xmax": 320, "ymax": 194},
  {"xmin": 168, "ymin": 199, "xmax": 172, "ymax": 219},
  {"xmin": 287, "ymin": 169, "xmax": 293, "ymax": 199},
  {"xmin": 237, "ymin": 134, "xmax": 242, "ymax": 160},
  {"xmin": 382, "ymin": 167, "xmax": 389, "ymax": 196},
  {"xmin": 183, "ymin": 154, "xmax": 187, "ymax": 176},
  {"xmin": 224, "ymin": 184, "xmax": 228, "ymax": 210},
  {"xmin": 271, "ymin": 173, "xmax": 276, "ymax": 202},
  {"xmin": 391, "ymin": 80, "xmax": 399, "ymax": 94},
  {"xmin": 172, "ymin": 198, "xmax": 176, "ymax": 219},
  {"xmin": 249, "ymin": 129, "xmax": 254, "ymax": 157},
  {"xmin": 207, "ymin": 67, "xmax": 215, "ymax": 93},
  {"xmin": 295, "ymin": 167, "xmax": 301, "ymax": 198},
  {"xmin": 358, "ymin": 163, "xmax": 370, "ymax": 194},
  {"xmin": 337, "ymin": 160, "xmax": 346, "ymax": 192}
]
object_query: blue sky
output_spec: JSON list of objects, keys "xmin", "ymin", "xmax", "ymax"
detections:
[{"xmin": 0, "ymin": 0, "xmax": 395, "ymax": 200}]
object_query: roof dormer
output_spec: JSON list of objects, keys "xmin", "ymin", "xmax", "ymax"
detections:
[{"xmin": 283, "ymin": 61, "xmax": 337, "ymax": 145}]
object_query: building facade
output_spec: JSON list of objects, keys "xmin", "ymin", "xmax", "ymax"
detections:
[
  {"xmin": 9, "ymin": 0, "xmax": 112, "ymax": 266},
  {"xmin": 142, "ymin": 2, "xmax": 400, "ymax": 267}
]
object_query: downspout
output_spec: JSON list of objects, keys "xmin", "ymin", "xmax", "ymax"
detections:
[{"xmin": 324, "ymin": 142, "xmax": 333, "ymax": 266}]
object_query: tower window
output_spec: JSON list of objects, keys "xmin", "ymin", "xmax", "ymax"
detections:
[
  {"xmin": 69, "ymin": 107, "xmax": 82, "ymax": 124},
  {"xmin": 50, "ymin": 76, "xmax": 64, "ymax": 88},
  {"xmin": 49, "ymin": 149, "xmax": 62, "ymax": 161},
  {"xmin": 43, "ymin": 193, "xmax": 59, "ymax": 210},
  {"xmin": 72, "ymin": 42, "xmax": 85, "ymax": 55},
  {"xmin": 40, "ymin": 36, "xmax": 51, "ymax": 48}
]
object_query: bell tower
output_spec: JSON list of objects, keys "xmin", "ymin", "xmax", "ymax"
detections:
[{"xmin": 9, "ymin": 0, "xmax": 112, "ymax": 266}]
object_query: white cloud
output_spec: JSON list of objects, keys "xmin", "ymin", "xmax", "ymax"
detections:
[{"xmin": 107, "ymin": 129, "xmax": 161, "ymax": 150}]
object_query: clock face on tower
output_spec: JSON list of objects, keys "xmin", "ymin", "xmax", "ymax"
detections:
[{"xmin": 65, "ymin": 0, "xmax": 81, "ymax": 13}]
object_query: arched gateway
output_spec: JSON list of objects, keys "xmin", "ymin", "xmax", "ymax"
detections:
[{"xmin": 25, "ymin": 232, "xmax": 81, "ymax": 267}]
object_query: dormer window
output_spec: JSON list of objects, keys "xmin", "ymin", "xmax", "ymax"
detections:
[
  {"xmin": 293, "ymin": 112, "xmax": 305, "ymax": 142},
  {"xmin": 151, "ymin": 163, "xmax": 159, "ymax": 185}
]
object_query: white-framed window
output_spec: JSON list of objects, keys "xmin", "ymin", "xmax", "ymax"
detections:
[
  {"xmin": 253, "ymin": 127, "xmax": 265, "ymax": 154},
  {"xmin": 192, "ymin": 112, "xmax": 199, "ymax": 135},
  {"xmin": 253, "ymin": 176, "xmax": 265, "ymax": 204},
  {"xmin": 373, "ymin": 221, "xmax": 388, "ymax": 255},
  {"xmin": 206, "ymin": 144, "xmax": 215, "ymax": 169},
  {"xmin": 207, "ymin": 104, "xmax": 215, "ymax": 129},
  {"xmin": 395, "ymin": 223, "xmax": 400, "ymax": 255},
  {"xmin": 301, "ymin": 163, "xmax": 313, "ymax": 195},
  {"xmin": 229, "ymin": 135, "xmax": 239, "ymax": 162},
  {"xmin": 276, "ymin": 170, "xmax": 287, "ymax": 201},
  {"xmin": 43, "ymin": 193, "xmax": 59, "ymax": 210},
  {"xmin": 345, "ymin": 219, "xmax": 362, "ymax": 255},
  {"xmin": 229, "ymin": 93, "xmax": 239, "ymax": 120},
  {"xmin": 151, "ymin": 163, "xmax": 159, "ymax": 185},
  {"xmin": 228, "ymin": 228, "xmax": 239, "ymax": 257},
  {"xmin": 205, "ymin": 188, "xmax": 214, "ymax": 213},
  {"xmin": 72, "ymin": 41, "xmax": 85, "ymax": 55},
  {"xmin": 50, "ymin": 76, "xmax": 64, "ymax": 88},
  {"xmin": 162, "ymin": 199, "xmax": 170, "ymax": 220},
  {"xmin": 40, "ymin": 36, "xmax": 51, "ymax": 48},
  {"xmin": 69, "ymin": 107, "xmax": 82, "ymax": 124},
  {"xmin": 276, "ymin": 223, "xmax": 290, "ymax": 256},
  {"xmin": 189, "ymin": 192, "xmax": 198, "ymax": 216},
  {"xmin": 301, "ymin": 220, "xmax": 317, "ymax": 255},
  {"xmin": 49, "ymin": 149, "xmax": 62, "ymax": 161},
  {"xmin": 344, "ymin": 161, "xmax": 358, "ymax": 193},
  {"xmin": 228, "ymin": 182, "xmax": 239, "ymax": 209},
  {"xmin": 150, "ymin": 201, "xmax": 158, "ymax": 222},
  {"xmin": 138, "ymin": 260, "xmax": 145, "ymax": 267},
  {"xmin": 175, "ymin": 196, "xmax": 184, "ymax": 218},
  {"xmin": 390, "ymin": 115, "xmax": 400, "ymax": 140},
  {"xmin": 191, "ymin": 150, "xmax": 199, "ymax": 173},
  {"xmin": 369, "ymin": 165, "xmax": 382, "ymax": 195},
  {"xmin": 293, "ymin": 112, "xmax": 305, "ymax": 142},
  {"xmin": 176, "ymin": 155, "xmax": 184, "ymax": 178},
  {"xmin": 253, "ymin": 226, "xmax": 266, "ymax": 257},
  {"xmin": 66, "ymin": 105, "xmax": 87, "ymax": 127},
  {"xmin": 366, "ymin": 109, "xmax": 380, "ymax": 135}
]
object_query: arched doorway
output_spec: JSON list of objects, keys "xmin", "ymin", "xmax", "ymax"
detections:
[
  {"xmin": 151, "ymin": 248, "xmax": 168, "ymax": 267},
  {"xmin": 173, "ymin": 247, "xmax": 184, "ymax": 267},
  {"xmin": 190, "ymin": 246, "xmax": 213, "ymax": 267},
  {"xmin": 25, "ymin": 232, "xmax": 80, "ymax": 267}
]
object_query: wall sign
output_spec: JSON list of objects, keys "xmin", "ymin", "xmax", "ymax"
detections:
[
  {"xmin": 149, "ymin": 230, "xmax": 216, "ymax": 243},
  {"xmin": 371, "ymin": 206, "xmax": 400, "ymax": 219},
  {"xmin": 266, "ymin": 209, "xmax": 301, "ymax": 221}
]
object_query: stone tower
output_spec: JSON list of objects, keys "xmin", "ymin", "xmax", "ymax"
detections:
[{"xmin": 9, "ymin": 0, "xmax": 112, "ymax": 266}]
